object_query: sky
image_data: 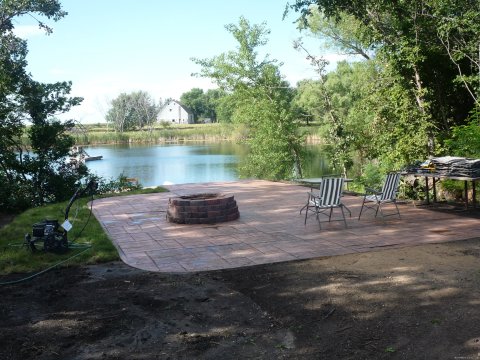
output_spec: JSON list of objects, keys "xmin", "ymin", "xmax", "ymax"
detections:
[{"xmin": 13, "ymin": 0, "xmax": 347, "ymax": 124}]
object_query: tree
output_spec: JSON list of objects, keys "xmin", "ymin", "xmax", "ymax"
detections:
[
  {"xmin": 130, "ymin": 91, "xmax": 158, "ymax": 131},
  {"xmin": 192, "ymin": 17, "xmax": 304, "ymax": 179},
  {"xmin": 180, "ymin": 88, "xmax": 228, "ymax": 122},
  {"xmin": 214, "ymin": 93, "xmax": 238, "ymax": 123},
  {"xmin": 445, "ymin": 108, "xmax": 480, "ymax": 158},
  {"xmin": 180, "ymin": 88, "xmax": 205, "ymax": 122},
  {"xmin": 290, "ymin": 0, "xmax": 478, "ymax": 156},
  {"xmin": 105, "ymin": 91, "xmax": 158, "ymax": 132},
  {"xmin": 434, "ymin": 2, "xmax": 480, "ymax": 106},
  {"xmin": 203, "ymin": 88, "xmax": 227, "ymax": 122},
  {"xmin": 293, "ymin": 43, "xmax": 354, "ymax": 177},
  {"xmin": 299, "ymin": 6, "xmax": 373, "ymax": 60},
  {"xmin": 0, "ymin": 0, "xmax": 85, "ymax": 211},
  {"xmin": 295, "ymin": 51, "xmax": 429, "ymax": 174}
]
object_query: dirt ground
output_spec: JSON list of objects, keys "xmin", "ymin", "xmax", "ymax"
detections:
[{"xmin": 1, "ymin": 237, "xmax": 480, "ymax": 360}]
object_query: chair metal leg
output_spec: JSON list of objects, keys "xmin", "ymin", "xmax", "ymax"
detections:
[
  {"xmin": 343, "ymin": 204, "xmax": 352, "ymax": 217},
  {"xmin": 376, "ymin": 201, "xmax": 401, "ymax": 222},
  {"xmin": 300, "ymin": 197, "xmax": 310, "ymax": 214},
  {"xmin": 375, "ymin": 203, "xmax": 380, "ymax": 217},
  {"xmin": 340, "ymin": 205, "xmax": 347, "ymax": 228},
  {"xmin": 377, "ymin": 202, "xmax": 386, "ymax": 223},
  {"xmin": 304, "ymin": 200, "xmax": 310, "ymax": 225},
  {"xmin": 393, "ymin": 201, "xmax": 401, "ymax": 219},
  {"xmin": 358, "ymin": 199, "xmax": 366, "ymax": 220},
  {"xmin": 300, "ymin": 203, "xmax": 307, "ymax": 214},
  {"xmin": 316, "ymin": 206, "xmax": 322, "ymax": 230}
]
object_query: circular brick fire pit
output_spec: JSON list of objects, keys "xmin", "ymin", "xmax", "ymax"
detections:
[{"xmin": 166, "ymin": 193, "xmax": 239, "ymax": 224}]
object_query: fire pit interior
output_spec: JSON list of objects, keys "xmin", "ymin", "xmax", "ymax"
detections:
[{"xmin": 166, "ymin": 193, "xmax": 239, "ymax": 224}]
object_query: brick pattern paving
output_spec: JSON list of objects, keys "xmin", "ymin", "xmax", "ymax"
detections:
[{"xmin": 91, "ymin": 180, "xmax": 480, "ymax": 273}]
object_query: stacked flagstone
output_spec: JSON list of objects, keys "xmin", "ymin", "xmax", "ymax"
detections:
[{"xmin": 431, "ymin": 156, "xmax": 480, "ymax": 177}]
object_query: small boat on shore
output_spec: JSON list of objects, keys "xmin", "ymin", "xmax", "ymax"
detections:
[
  {"xmin": 85, "ymin": 155, "xmax": 103, "ymax": 161},
  {"xmin": 70, "ymin": 146, "xmax": 103, "ymax": 165}
]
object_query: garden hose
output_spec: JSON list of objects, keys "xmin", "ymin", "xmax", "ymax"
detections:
[
  {"xmin": 69, "ymin": 193, "xmax": 95, "ymax": 244},
  {"xmin": 0, "ymin": 246, "xmax": 92, "ymax": 286},
  {"xmin": 0, "ymin": 193, "xmax": 96, "ymax": 285}
]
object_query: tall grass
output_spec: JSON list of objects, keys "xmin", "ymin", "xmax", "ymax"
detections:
[
  {"xmin": 20, "ymin": 123, "xmax": 321, "ymax": 146},
  {"xmin": 73, "ymin": 123, "xmax": 242, "ymax": 145}
]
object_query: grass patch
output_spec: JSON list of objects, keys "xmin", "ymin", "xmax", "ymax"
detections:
[{"xmin": 0, "ymin": 187, "xmax": 168, "ymax": 275}]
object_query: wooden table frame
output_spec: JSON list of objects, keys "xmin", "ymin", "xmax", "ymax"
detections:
[
  {"xmin": 407, "ymin": 172, "xmax": 480, "ymax": 209},
  {"xmin": 295, "ymin": 177, "xmax": 353, "ymax": 188}
]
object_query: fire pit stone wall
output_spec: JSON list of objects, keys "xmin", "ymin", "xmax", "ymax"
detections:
[{"xmin": 167, "ymin": 193, "xmax": 239, "ymax": 224}]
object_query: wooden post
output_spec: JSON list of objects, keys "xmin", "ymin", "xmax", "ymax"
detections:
[
  {"xmin": 425, "ymin": 176, "xmax": 430, "ymax": 204},
  {"xmin": 473, "ymin": 180, "xmax": 477, "ymax": 209},
  {"xmin": 464, "ymin": 180, "xmax": 469, "ymax": 209}
]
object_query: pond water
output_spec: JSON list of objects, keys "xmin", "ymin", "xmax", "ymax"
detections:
[{"xmin": 84, "ymin": 143, "xmax": 331, "ymax": 187}]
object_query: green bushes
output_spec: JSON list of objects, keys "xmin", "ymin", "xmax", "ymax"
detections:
[
  {"xmin": 1, "ymin": 119, "xmax": 89, "ymax": 213},
  {"xmin": 445, "ymin": 108, "xmax": 480, "ymax": 158},
  {"xmin": 93, "ymin": 174, "xmax": 142, "ymax": 194},
  {"xmin": 440, "ymin": 109, "xmax": 480, "ymax": 202},
  {"xmin": 356, "ymin": 162, "xmax": 384, "ymax": 191}
]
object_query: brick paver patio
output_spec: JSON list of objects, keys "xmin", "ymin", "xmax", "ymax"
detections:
[{"xmin": 91, "ymin": 180, "xmax": 480, "ymax": 273}]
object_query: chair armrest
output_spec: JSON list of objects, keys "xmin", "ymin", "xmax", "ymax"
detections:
[
  {"xmin": 307, "ymin": 192, "xmax": 322, "ymax": 201},
  {"xmin": 307, "ymin": 191, "xmax": 320, "ymax": 197}
]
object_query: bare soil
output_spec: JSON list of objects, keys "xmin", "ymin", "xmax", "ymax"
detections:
[{"xmin": 1, "ymin": 238, "xmax": 480, "ymax": 360}]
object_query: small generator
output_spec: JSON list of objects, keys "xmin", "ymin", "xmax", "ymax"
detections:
[
  {"xmin": 24, "ymin": 180, "xmax": 98, "ymax": 253},
  {"xmin": 26, "ymin": 219, "xmax": 67, "ymax": 253}
]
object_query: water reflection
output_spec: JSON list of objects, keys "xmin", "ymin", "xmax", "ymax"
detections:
[
  {"xmin": 302, "ymin": 147, "xmax": 335, "ymax": 177},
  {"xmin": 84, "ymin": 143, "xmax": 331, "ymax": 187},
  {"xmin": 85, "ymin": 143, "xmax": 242, "ymax": 187}
]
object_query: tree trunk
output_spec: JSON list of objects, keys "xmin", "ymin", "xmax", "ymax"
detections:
[
  {"xmin": 292, "ymin": 147, "xmax": 303, "ymax": 179},
  {"xmin": 413, "ymin": 64, "xmax": 435, "ymax": 155}
]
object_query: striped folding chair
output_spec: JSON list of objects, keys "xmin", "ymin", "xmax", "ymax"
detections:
[
  {"xmin": 304, "ymin": 177, "xmax": 348, "ymax": 229},
  {"xmin": 358, "ymin": 172, "xmax": 401, "ymax": 221}
]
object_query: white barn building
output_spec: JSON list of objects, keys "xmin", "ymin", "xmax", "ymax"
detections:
[{"xmin": 157, "ymin": 100, "xmax": 194, "ymax": 124}]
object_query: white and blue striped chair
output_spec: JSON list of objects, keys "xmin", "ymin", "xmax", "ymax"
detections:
[
  {"xmin": 358, "ymin": 172, "xmax": 401, "ymax": 221},
  {"xmin": 304, "ymin": 177, "xmax": 348, "ymax": 229}
]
